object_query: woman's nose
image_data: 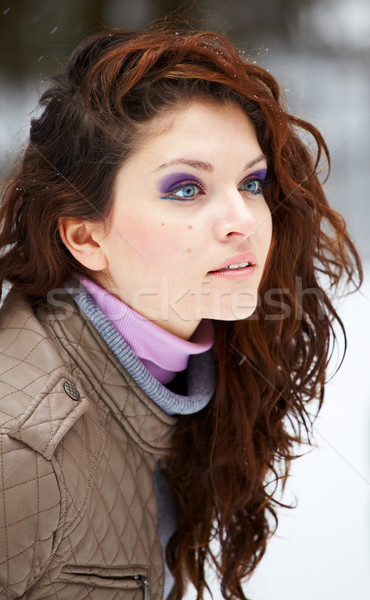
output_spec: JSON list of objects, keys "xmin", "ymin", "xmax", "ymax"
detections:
[{"xmin": 213, "ymin": 191, "xmax": 258, "ymax": 240}]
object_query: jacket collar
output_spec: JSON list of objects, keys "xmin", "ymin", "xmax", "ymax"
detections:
[{"xmin": 39, "ymin": 292, "xmax": 178, "ymax": 455}]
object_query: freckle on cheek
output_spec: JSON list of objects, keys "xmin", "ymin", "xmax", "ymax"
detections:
[
  {"xmin": 161, "ymin": 222, "xmax": 165, "ymax": 226},
  {"xmin": 186, "ymin": 248, "xmax": 193, "ymax": 254}
]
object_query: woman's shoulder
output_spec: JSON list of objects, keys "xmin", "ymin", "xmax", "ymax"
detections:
[
  {"xmin": 0, "ymin": 290, "xmax": 96, "ymax": 594},
  {"xmin": 0, "ymin": 293, "xmax": 65, "ymax": 594},
  {"xmin": 0, "ymin": 289, "xmax": 91, "ymax": 460},
  {"xmin": 0, "ymin": 288, "xmax": 66, "ymax": 374}
]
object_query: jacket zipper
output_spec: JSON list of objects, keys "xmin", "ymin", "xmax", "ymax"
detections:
[{"xmin": 134, "ymin": 574, "xmax": 151, "ymax": 600}]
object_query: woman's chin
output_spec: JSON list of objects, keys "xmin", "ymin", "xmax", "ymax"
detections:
[{"xmin": 210, "ymin": 290, "xmax": 258, "ymax": 321}]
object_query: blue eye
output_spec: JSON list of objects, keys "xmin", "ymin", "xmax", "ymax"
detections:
[
  {"xmin": 160, "ymin": 182, "xmax": 203, "ymax": 201},
  {"xmin": 175, "ymin": 184, "xmax": 198, "ymax": 198},
  {"xmin": 240, "ymin": 178, "xmax": 263, "ymax": 195}
]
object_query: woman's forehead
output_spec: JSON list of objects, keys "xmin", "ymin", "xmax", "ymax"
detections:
[{"xmin": 125, "ymin": 99, "xmax": 259, "ymax": 161}]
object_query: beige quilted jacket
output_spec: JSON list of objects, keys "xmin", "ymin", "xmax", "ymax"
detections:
[{"xmin": 0, "ymin": 290, "xmax": 177, "ymax": 599}]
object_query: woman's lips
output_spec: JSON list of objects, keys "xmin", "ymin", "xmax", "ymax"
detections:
[
  {"xmin": 208, "ymin": 253, "xmax": 257, "ymax": 272},
  {"xmin": 208, "ymin": 265, "xmax": 256, "ymax": 279},
  {"xmin": 208, "ymin": 253, "xmax": 257, "ymax": 280}
]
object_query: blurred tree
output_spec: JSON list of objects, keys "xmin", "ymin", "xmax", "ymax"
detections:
[
  {"xmin": 0, "ymin": 0, "xmax": 320, "ymax": 81},
  {"xmin": 196, "ymin": 0, "xmax": 318, "ymax": 44},
  {"xmin": 0, "ymin": 0, "xmax": 107, "ymax": 80},
  {"xmin": 152, "ymin": 0, "xmax": 192, "ymax": 18}
]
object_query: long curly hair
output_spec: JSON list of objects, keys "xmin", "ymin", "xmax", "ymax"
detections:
[{"xmin": 0, "ymin": 27, "xmax": 362, "ymax": 599}]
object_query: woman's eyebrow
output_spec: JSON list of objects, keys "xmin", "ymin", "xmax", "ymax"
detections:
[
  {"xmin": 244, "ymin": 154, "xmax": 267, "ymax": 171},
  {"xmin": 153, "ymin": 153, "xmax": 266, "ymax": 173},
  {"xmin": 153, "ymin": 158, "xmax": 214, "ymax": 172}
]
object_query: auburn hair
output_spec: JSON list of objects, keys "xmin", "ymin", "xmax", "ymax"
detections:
[{"xmin": 0, "ymin": 27, "xmax": 362, "ymax": 599}]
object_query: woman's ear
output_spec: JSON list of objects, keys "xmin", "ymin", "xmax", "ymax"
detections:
[{"xmin": 58, "ymin": 218, "xmax": 109, "ymax": 271}]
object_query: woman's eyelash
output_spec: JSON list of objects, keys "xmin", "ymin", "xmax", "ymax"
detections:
[
  {"xmin": 159, "ymin": 172, "xmax": 270, "ymax": 201},
  {"xmin": 239, "ymin": 177, "xmax": 264, "ymax": 194},
  {"xmin": 160, "ymin": 181, "xmax": 205, "ymax": 201},
  {"xmin": 240, "ymin": 172, "xmax": 271, "ymax": 194}
]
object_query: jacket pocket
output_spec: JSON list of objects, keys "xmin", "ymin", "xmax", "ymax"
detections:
[{"xmin": 58, "ymin": 564, "xmax": 150, "ymax": 599}]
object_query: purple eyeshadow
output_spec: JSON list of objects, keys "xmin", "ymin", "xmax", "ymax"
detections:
[
  {"xmin": 157, "ymin": 172, "xmax": 202, "ymax": 194},
  {"xmin": 247, "ymin": 168, "xmax": 267, "ymax": 180},
  {"xmin": 157, "ymin": 168, "xmax": 267, "ymax": 195}
]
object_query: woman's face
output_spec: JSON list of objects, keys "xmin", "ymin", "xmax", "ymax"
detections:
[{"xmin": 95, "ymin": 99, "xmax": 272, "ymax": 338}]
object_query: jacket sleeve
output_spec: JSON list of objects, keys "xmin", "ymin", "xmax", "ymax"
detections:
[{"xmin": 0, "ymin": 435, "xmax": 61, "ymax": 598}]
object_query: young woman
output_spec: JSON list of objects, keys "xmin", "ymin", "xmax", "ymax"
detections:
[{"xmin": 0, "ymin": 28, "xmax": 362, "ymax": 600}]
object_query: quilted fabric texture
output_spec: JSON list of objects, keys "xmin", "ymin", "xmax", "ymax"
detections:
[{"xmin": 0, "ymin": 292, "xmax": 177, "ymax": 599}]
